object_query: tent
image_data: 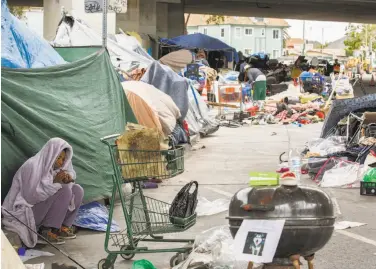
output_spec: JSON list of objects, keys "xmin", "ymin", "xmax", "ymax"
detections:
[
  {"xmin": 122, "ymin": 81, "xmax": 181, "ymax": 136},
  {"xmin": 159, "ymin": 50, "xmax": 194, "ymax": 73},
  {"xmin": 2, "ymin": 49, "xmax": 137, "ymax": 202},
  {"xmin": 187, "ymin": 82, "xmax": 220, "ymax": 138},
  {"xmin": 1, "ymin": 0, "xmax": 65, "ymax": 68},
  {"xmin": 141, "ymin": 61, "xmax": 189, "ymax": 120},
  {"xmin": 160, "ymin": 33, "xmax": 239, "ymax": 62},
  {"xmin": 53, "ymin": 14, "xmax": 153, "ymax": 71}
]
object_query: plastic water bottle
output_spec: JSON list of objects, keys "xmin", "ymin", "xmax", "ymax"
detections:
[{"xmin": 289, "ymin": 148, "xmax": 302, "ymax": 184}]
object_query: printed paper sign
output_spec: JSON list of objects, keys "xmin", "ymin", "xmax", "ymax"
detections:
[
  {"xmin": 85, "ymin": 0, "xmax": 127, "ymax": 13},
  {"xmin": 234, "ymin": 219, "xmax": 285, "ymax": 263}
]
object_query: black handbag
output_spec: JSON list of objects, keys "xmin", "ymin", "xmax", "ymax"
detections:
[{"xmin": 169, "ymin": 181, "xmax": 198, "ymax": 219}]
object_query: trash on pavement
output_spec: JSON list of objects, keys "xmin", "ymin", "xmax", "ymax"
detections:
[
  {"xmin": 196, "ymin": 197, "xmax": 229, "ymax": 217},
  {"xmin": 20, "ymin": 249, "xmax": 54, "ymax": 262},
  {"xmin": 173, "ymin": 226, "xmax": 251, "ymax": 269},
  {"xmin": 334, "ymin": 221, "xmax": 367, "ymax": 230},
  {"xmin": 319, "ymin": 160, "xmax": 360, "ymax": 188}
]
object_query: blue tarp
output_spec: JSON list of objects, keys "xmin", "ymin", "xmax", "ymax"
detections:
[
  {"xmin": 1, "ymin": 0, "xmax": 65, "ymax": 68},
  {"xmin": 160, "ymin": 33, "xmax": 239, "ymax": 62},
  {"xmin": 73, "ymin": 202, "xmax": 120, "ymax": 232}
]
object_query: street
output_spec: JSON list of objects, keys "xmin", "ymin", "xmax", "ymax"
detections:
[{"xmin": 31, "ymin": 122, "xmax": 376, "ymax": 269}]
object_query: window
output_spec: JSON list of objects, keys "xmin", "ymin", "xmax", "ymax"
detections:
[
  {"xmin": 261, "ymin": 29, "xmax": 265, "ymax": 36},
  {"xmin": 203, "ymin": 27, "xmax": 208, "ymax": 35},
  {"xmin": 255, "ymin": 17, "xmax": 264, "ymax": 22},
  {"xmin": 220, "ymin": 27, "xmax": 225, "ymax": 38},
  {"xmin": 244, "ymin": 48, "xmax": 252, "ymax": 55},
  {"xmin": 244, "ymin": 28, "xmax": 253, "ymax": 36},
  {"xmin": 273, "ymin": 50, "xmax": 280, "ymax": 58},
  {"xmin": 273, "ymin": 29, "xmax": 280, "ymax": 39},
  {"xmin": 235, "ymin": 27, "xmax": 241, "ymax": 38}
]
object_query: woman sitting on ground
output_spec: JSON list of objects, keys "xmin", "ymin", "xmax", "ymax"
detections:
[{"xmin": 2, "ymin": 138, "xmax": 84, "ymax": 247}]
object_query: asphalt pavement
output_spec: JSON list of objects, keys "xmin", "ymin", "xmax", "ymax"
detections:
[{"xmin": 29, "ymin": 122, "xmax": 376, "ymax": 269}]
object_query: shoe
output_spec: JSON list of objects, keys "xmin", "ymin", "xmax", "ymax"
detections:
[
  {"xmin": 37, "ymin": 228, "xmax": 65, "ymax": 245},
  {"xmin": 57, "ymin": 226, "xmax": 77, "ymax": 239}
]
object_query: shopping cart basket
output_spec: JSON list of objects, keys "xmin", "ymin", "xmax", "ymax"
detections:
[{"xmin": 98, "ymin": 134, "xmax": 196, "ymax": 269}]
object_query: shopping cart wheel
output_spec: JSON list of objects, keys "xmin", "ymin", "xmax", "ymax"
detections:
[
  {"xmin": 120, "ymin": 245, "xmax": 136, "ymax": 260},
  {"xmin": 170, "ymin": 253, "xmax": 186, "ymax": 267},
  {"xmin": 98, "ymin": 259, "xmax": 114, "ymax": 269}
]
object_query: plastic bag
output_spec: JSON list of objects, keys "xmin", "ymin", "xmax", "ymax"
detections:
[
  {"xmin": 363, "ymin": 168, "xmax": 376, "ymax": 182},
  {"xmin": 196, "ymin": 197, "xmax": 229, "ymax": 217},
  {"xmin": 169, "ymin": 181, "xmax": 198, "ymax": 219},
  {"xmin": 307, "ymin": 136, "xmax": 347, "ymax": 156},
  {"xmin": 173, "ymin": 226, "xmax": 250, "ymax": 269},
  {"xmin": 132, "ymin": 260, "xmax": 157, "ymax": 269},
  {"xmin": 319, "ymin": 160, "xmax": 360, "ymax": 188}
]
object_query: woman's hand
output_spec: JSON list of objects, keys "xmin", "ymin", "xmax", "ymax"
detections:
[
  {"xmin": 54, "ymin": 171, "xmax": 74, "ymax": 184},
  {"xmin": 62, "ymin": 173, "xmax": 74, "ymax": 184}
]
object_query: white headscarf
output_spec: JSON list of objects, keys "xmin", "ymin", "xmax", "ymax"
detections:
[{"xmin": 2, "ymin": 138, "xmax": 76, "ymax": 247}]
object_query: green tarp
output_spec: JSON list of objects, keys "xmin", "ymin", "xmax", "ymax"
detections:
[
  {"xmin": 54, "ymin": 46, "xmax": 102, "ymax": 62},
  {"xmin": 1, "ymin": 49, "xmax": 137, "ymax": 202}
]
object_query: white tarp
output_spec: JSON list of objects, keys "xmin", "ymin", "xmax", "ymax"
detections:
[{"xmin": 52, "ymin": 15, "xmax": 153, "ymax": 71}]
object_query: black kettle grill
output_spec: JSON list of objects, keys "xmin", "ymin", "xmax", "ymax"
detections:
[{"xmin": 228, "ymin": 184, "xmax": 335, "ymax": 269}]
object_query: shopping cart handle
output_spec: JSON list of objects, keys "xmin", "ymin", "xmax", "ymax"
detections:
[{"xmin": 100, "ymin": 134, "xmax": 121, "ymax": 142}]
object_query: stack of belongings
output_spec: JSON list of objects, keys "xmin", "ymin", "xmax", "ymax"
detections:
[
  {"xmin": 252, "ymin": 94, "xmax": 326, "ymax": 125},
  {"xmin": 116, "ymin": 123, "xmax": 169, "ymax": 180},
  {"xmin": 303, "ymin": 110, "xmax": 376, "ymax": 188}
]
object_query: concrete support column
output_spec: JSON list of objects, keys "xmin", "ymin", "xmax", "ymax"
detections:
[
  {"xmin": 116, "ymin": 0, "xmax": 157, "ymax": 57},
  {"xmin": 43, "ymin": 0, "xmax": 73, "ymax": 41},
  {"xmin": 116, "ymin": 0, "xmax": 156, "ymax": 35},
  {"xmin": 156, "ymin": 2, "xmax": 168, "ymax": 38},
  {"xmin": 167, "ymin": 2, "xmax": 184, "ymax": 38}
]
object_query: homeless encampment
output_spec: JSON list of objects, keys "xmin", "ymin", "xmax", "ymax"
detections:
[
  {"xmin": 1, "ymin": 49, "xmax": 137, "ymax": 202},
  {"xmin": 121, "ymin": 80, "xmax": 181, "ymax": 136}
]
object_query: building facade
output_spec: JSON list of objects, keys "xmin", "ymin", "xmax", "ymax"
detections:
[{"xmin": 186, "ymin": 15, "xmax": 289, "ymax": 59}]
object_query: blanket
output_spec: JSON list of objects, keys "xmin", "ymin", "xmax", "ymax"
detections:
[
  {"xmin": 141, "ymin": 61, "xmax": 189, "ymax": 120},
  {"xmin": 2, "ymin": 138, "xmax": 76, "ymax": 248}
]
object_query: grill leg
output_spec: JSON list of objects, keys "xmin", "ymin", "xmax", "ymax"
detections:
[
  {"xmin": 247, "ymin": 262, "xmax": 254, "ymax": 269},
  {"xmin": 304, "ymin": 254, "xmax": 315, "ymax": 269},
  {"xmin": 290, "ymin": 255, "xmax": 301, "ymax": 269}
]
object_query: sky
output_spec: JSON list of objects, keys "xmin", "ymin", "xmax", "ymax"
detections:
[{"xmin": 286, "ymin": 19, "xmax": 349, "ymax": 43}]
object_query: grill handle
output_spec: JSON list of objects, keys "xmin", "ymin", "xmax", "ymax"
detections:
[{"xmin": 241, "ymin": 204, "xmax": 275, "ymax": 212}]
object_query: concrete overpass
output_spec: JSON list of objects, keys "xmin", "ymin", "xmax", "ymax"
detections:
[{"xmin": 8, "ymin": 0, "xmax": 376, "ymax": 42}]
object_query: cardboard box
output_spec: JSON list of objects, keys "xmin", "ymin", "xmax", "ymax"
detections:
[{"xmin": 249, "ymin": 172, "xmax": 279, "ymax": 186}]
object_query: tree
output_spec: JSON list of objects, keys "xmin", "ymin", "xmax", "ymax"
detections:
[
  {"xmin": 184, "ymin": 14, "xmax": 225, "ymax": 34},
  {"xmin": 8, "ymin": 6, "xmax": 28, "ymax": 20},
  {"xmin": 205, "ymin": 15, "xmax": 225, "ymax": 25},
  {"xmin": 344, "ymin": 24, "xmax": 376, "ymax": 57}
]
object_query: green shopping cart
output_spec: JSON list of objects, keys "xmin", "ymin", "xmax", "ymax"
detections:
[{"xmin": 98, "ymin": 134, "xmax": 196, "ymax": 269}]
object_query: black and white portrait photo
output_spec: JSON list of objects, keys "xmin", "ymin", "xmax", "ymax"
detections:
[{"xmin": 243, "ymin": 232, "xmax": 267, "ymax": 256}]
